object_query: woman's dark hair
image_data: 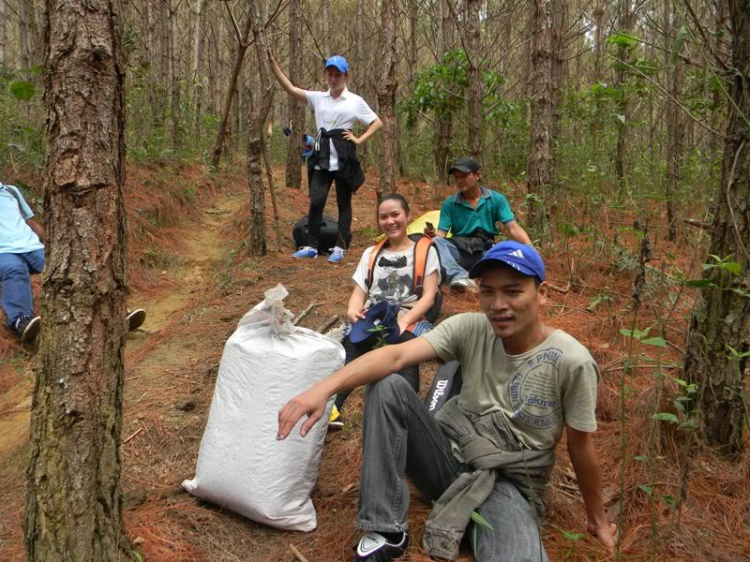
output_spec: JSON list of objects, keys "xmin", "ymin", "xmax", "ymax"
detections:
[{"xmin": 378, "ymin": 193, "xmax": 410, "ymax": 214}]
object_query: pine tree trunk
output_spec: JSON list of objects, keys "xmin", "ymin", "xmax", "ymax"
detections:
[
  {"xmin": 614, "ymin": 0, "xmax": 632, "ymax": 198},
  {"xmin": 25, "ymin": 0, "xmax": 131, "ymax": 559},
  {"xmin": 526, "ymin": 0, "xmax": 555, "ymax": 229},
  {"xmin": 434, "ymin": 0, "xmax": 455, "ymax": 183},
  {"xmin": 210, "ymin": 10, "xmax": 253, "ymax": 169},
  {"xmin": 683, "ymin": 0, "xmax": 750, "ymax": 454},
  {"xmin": 285, "ymin": 0, "xmax": 303, "ymax": 189},
  {"xmin": 193, "ymin": 0, "xmax": 205, "ymax": 143},
  {"xmin": 247, "ymin": 2, "xmax": 274, "ymax": 257},
  {"xmin": 664, "ymin": 0, "xmax": 683, "ymax": 242},
  {"xmin": 377, "ymin": 0, "xmax": 398, "ymax": 200},
  {"xmin": 466, "ymin": 0, "xmax": 482, "ymax": 159},
  {"xmin": 0, "ymin": 0, "xmax": 7, "ymax": 66}
]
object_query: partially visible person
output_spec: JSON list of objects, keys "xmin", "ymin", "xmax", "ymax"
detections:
[
  {"xmin": 269, "ymin": 49, "xmax": 382, "ymax": 263},
  {"xmin": 426, "ymin": 157, "xmax": 532, "ymax": 291},
  {"xmin": 329, "ymin": 194, "xmax": 440, "ymax": 429},
  {"xmin": 0, "ymin": 180, "xmax": 146, "ymax": 343}
]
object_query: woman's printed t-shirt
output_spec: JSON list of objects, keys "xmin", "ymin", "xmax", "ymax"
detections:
[
  {"xmin": 422, "ymin": 313, "xmax": 599, "ymax": 451},
  {"xmin": 352, "ymin": 244, "xmax": 440, "ymax": 308}
]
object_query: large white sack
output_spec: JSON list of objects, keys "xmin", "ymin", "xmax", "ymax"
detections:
[{"xmin": 183, "ymin": 285, "xmax": 345, "ymax": 531}]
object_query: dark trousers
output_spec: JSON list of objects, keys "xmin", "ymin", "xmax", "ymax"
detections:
[
  {"xmin": 308, "ymin": 168, "xmax": 352, "ymax": 250},
  {"xmin": 334, "ymin": 331, "xmax": 419, "ymax": 411}
]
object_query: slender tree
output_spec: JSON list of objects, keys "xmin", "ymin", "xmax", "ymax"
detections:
[
  {"xmin": 285, "ymin": 0, "xmax": 304, "ymax": 189},
  {"xmin": 247, "ymin": 1, "xmax": 274, "ymax": 256},
  {"xmin": 683, "ymin": 0, "xmax": 750, "ymax": 454},
  {"xmin": 377, "ymin": 0, "xmax": 398, "ymax": 199},
  {"xmin": 466, "ymin": 0, "xmax": 482, "ymax": 159},
  {"xmin": 664, "ymin": 0, "xmax": 683, "ymax": 242},
  {"xmin": 25, "ymin": 0, "xmax": 132, "ymax": 559}
]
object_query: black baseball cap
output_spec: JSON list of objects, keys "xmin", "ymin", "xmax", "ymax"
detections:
[{"xmin": 448, "ymin": 157, "xmax": 481, "ymax": 175}]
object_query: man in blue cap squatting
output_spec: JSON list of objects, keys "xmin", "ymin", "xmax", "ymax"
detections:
[
  {"xmin": 277, "ymin": 241, "xmax": 616, "ymax": 561},
  {"xmin": 268, "ymin": 49, "xmax": 382, "ymax": 263}
]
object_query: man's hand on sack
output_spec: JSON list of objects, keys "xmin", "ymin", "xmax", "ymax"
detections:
[
  {"xmin": 342, "ymin": 130, "xmax": 361, "ymax": 145},
  {"xmin": 347, "ymin": 308, "xmax": 367, "ymax": 325},
  {"xmin": 277, "ymin": 387, "xmax": 328, "ymax": 440}
]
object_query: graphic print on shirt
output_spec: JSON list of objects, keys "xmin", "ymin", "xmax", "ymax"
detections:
[
  {"xmin": 375, "ymin": 255, "xmax": 412, "ymax": 301},
  {"xmin": 508, "ymin": 347, "xmax": 562, "ymax": 429}
]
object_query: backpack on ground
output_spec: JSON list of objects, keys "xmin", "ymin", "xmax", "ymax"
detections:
[
  {"xmin": 424, "ymin": 360, "xmax": 463, "ymax": 416},
  {"xmin": 292, "ymin": 214, "xmax": 347, "ymax": 254}
]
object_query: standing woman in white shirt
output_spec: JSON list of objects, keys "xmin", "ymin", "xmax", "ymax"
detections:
[{"xmin": 269, "ymin": 50, "xmax": 382, "ymax": 263}]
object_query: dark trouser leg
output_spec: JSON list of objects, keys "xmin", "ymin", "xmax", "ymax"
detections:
[
  {"xmin": 334, "ymin": 331, "xmax": 420, "ymax": 411},
  {"xmin": 307, "ymin": 169, "xmax": 335, "ymax": 250},
  {"xmin": 357, "ymin": 375, "xmax": 462, "ymax": 533},
  {"xmin": 0, "ymin": 250, "xmax": 45, "ymax": 328},
  {"xmin": 333, "ymin": 175, "xmax": 353, "ymax": 248}
]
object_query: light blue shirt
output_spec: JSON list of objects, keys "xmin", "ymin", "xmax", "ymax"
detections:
[{"xmin": 0, "ymin": 182, "xmax": 44, "ymax": 254}]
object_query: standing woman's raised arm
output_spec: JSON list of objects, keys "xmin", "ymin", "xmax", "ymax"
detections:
[{"xmin": 267, "ymin": 48, "xmax": 308, "ymax": 103}]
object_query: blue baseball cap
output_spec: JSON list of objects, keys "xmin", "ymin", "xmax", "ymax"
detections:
[
  {"xmin": 325, "ymin": 55, "xmax": 348, "ymax": 74},
  {"xmin": 468, "ymin": 241, "xmax": 546, "ymax": 282},
  {"xmin": 349, "ymin": 301, "xmax": 400, "ymax": 346}
]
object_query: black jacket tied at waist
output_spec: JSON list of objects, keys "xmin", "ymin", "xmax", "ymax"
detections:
[{"xmin": 309, "ymin": 128, "xmax": 366, "ymax": 193}]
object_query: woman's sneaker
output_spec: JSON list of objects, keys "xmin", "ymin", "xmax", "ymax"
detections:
[
  {"xmin": 328, "ymin": 246, "xmax": 346, "ymax": 263},
  {"xmin": 126, "ymin": 308, "xmax": 147, "ymax": 332},
  {"xmin": 449, "ymin": 277, "xmax": 478, "ymax": 292},
  {"xmin": 14, "ymin": 315, "xmax": 41, "ymax": 343},
  {"xmin": 354, "ymin": 532, "xmax": 409, "ymax": 561},
  {"xmin": 293, "ymin": 246, "xmax": 318, "ymax": 259},
  {"xmin": 328, "ymin": 405, "xmax": 344, "ymax": 431}
]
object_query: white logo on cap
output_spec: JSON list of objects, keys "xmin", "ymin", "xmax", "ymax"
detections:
[{"xmin": 509, "ymin": 249, "xmax": 525, "ymax": 259}]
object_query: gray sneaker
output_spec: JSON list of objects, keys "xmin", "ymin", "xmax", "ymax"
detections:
[{"xmin": 449, "ymin": 278, "xmax": 478, "ymax": 292}]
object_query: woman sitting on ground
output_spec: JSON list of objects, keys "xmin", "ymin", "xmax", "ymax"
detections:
[{"xmin": 330, "ymin": 194, "xmax": 441, "ymax": 429}]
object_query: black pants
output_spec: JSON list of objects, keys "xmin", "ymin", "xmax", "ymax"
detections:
[
  {"xmin": 308, "ymin": 168, "xmax": 352, "ymax": 250},
  {"xmin": 334, "ymin": 330, "xmax": 419, "ymax": 411}
]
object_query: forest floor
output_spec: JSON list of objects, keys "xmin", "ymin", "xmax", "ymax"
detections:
[{"xmin": 0, "ymin": 161, "xmax": 748, "ymax": 561}]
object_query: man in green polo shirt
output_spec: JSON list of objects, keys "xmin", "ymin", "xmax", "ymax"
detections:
[{"xmin": 426, "ymin": 157, "xmax": 532, "ymax": 291}]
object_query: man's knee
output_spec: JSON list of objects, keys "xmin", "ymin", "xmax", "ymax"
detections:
[
  {"xmin": 365, "ymin": 374, "xmax": 412, "ymax": 408},
  {"xmin": 0, "ymin": 258, "xmax": 29, "ymax": 278}
]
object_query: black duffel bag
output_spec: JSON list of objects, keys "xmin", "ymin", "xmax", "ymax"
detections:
[
  {"xmin": 424, "ymin": 361, "xmax": 463, "ymax": 417},
  {"xmin": 292, "ymin": 214, "xmax": 345, "ymax": 254}
]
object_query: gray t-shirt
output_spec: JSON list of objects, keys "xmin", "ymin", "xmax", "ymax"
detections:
[{"xmin": 422, "ymin": 313, "xmax": 599, "ymax": 450}]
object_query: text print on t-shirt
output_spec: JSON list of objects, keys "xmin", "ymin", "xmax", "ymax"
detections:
[{"xmin": 509, "ymin": 348, "xmax": 563, "ymax": 429}]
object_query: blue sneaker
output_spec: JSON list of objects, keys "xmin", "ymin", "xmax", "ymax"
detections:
[
  {"xmin": 293, "ymin": 246, "xmax": 318, "ymax": 259},
  {"xmin": 328, "ymin": 246, "xmax": 345, "ymax": 263}
]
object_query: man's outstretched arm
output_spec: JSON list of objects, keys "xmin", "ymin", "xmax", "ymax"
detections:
[
  {"xmin": 566, "ymin": 426, "xmax": 616, "ymax": 555},
  {"xmin": 277, "ymin": 337, "xmax": 436, "ymax": 440}
]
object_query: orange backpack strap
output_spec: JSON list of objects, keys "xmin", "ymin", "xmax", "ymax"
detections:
[
  {"xmin": 367, "ymin": 238, "xmax": 389, "ymax": 290},
  {"xmin": 412, "ymin": 235, "xmax": 434, "ymax": 298}
]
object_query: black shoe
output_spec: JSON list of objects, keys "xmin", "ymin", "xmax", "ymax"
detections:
[
  {"xmin": 354, "ymin": 532, "xmax": 409, "ymax": 561},
  {"xmin": 328, "ymin": 405, "xmax": 344, "ymax": 431},
  {"xmin": 127, "ymin": 308, "xmax": 146, "ymax": 332},
  {"xmin": 15, "ymin": 315, "xmax": 41, "ymax": 343}
]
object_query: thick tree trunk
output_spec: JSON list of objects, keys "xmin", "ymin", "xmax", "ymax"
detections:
[
  {"xmin": 247, "ymin": 2, "xmax": 274, "ymax": 256},
  {"xmin": 26, "ymin": 0, "xmax": 131, "ymax": 559},
  {"xmin": 466, "ymin": 0, "xmax": 482, "ymax": 159},
  {"xmin": 285, "ymin": 0, "xmax": 304, "ymax": 189},
  {"xmin": 377, "ymin": 0, "xmax": 398, "ymax": 200},
  {"xmin": 683, "ymin": 0, "xmax": 750, "ymax": 454},
  {"xmin": 525, "ymin": 0, "xmax": 556, "ymax": 229}
]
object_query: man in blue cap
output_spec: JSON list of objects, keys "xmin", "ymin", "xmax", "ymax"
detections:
[
  {"xmin": 426, "ymin": 156, "xmax": 532, "ymax": 291},
  {"xmin": 277, "ymin": 241, "xmax": 615, "ymax": 561},
  {"xmin": 269, "ymin": 50, "xmax": 382, "ymax": 263}
]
